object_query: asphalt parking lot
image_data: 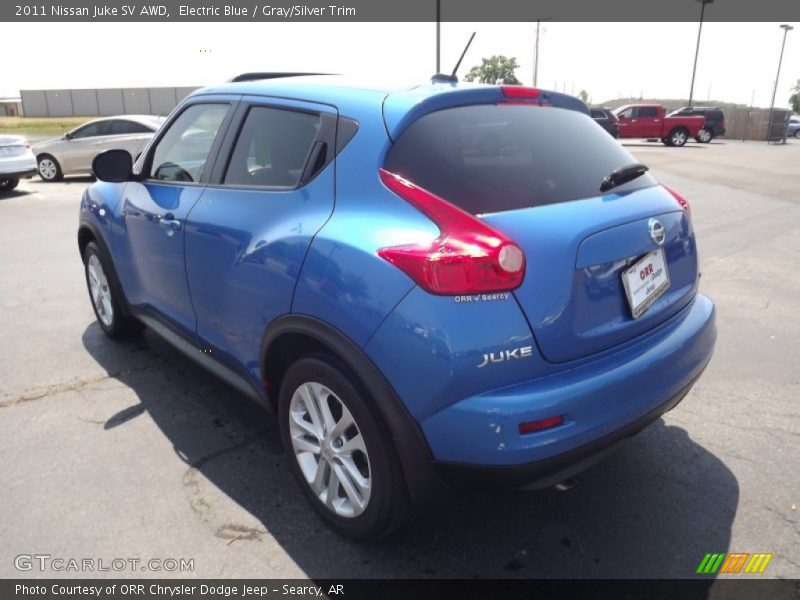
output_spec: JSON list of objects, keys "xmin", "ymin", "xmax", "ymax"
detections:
[{"xmin": 1, "ymin": 139, "xmax": 798, "ymax": 579}]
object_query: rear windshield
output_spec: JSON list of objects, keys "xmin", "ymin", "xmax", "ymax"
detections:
[{"xmin": 385, "ymin": 104, "xmax": 656, "ymax": 215}]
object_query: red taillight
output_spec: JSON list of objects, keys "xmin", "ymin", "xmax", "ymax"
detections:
[
  {"xmin": 501, "ymin": 86, "xmax": 541, "ymax": 99},
  {"xmin": 519, "ymin": 415, "xmax": 564, "ymax": 434},
  {"xmin": 662, "ymin": 184, "xmax": 691, "ymax": 217},
  {"xmin": 377, "ymin": 169, "xmax": 526, "ymax": 295}
]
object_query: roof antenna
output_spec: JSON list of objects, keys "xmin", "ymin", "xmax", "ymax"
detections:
[{"xmin": 432, "ymin": 31, "xmax": 476, "ymax": 84}]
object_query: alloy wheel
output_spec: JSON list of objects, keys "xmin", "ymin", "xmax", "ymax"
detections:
[
  {"xmin": 672, "ymin": 131, "xmax": 687, "ymax": 146},
  {"xmin": 38, "ymin": 158, "xmax": 58, "ymax": 180},
  {"xmin": 288, "ymin": 382, "xmax": 372, "ymax": 518},
  {"xmin": 87, "ymin": 254, "xmax": 114, "ymax": 327}
]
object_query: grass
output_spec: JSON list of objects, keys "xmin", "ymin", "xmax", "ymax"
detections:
[{"xmin": 0, "ymin": 116, "xmax": 98, "ymax": 142}]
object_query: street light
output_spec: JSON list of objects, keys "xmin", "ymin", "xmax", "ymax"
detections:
[
  {"xmin": 688, "ymin": 0, "xmax": 713, "ymax": 108},
  {"xmin": 767, "ymin": 24, "xmax": 794, "ymax": 142}
]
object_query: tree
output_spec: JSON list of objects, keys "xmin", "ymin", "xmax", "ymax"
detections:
[
  {"xmin": 464, "ymin": 55, "xmax": 521, "ymax": 85},
  {"xmin": 790, "ymin": 79, "xmax": 800, "ymax": 113},
  {"xmin": 578, "ymin": 90, "xmax": 590, "ymax": 104}
]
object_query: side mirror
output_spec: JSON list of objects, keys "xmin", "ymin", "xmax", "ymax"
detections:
[
  {"xmin": 64, "ymin": 132, "xmax": 73, "ymax": 140},
  {"xmin": 92, "ymin": 149, "xmax": 133, "ymax": 183}
]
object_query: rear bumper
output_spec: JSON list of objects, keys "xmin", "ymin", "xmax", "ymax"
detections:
[
  {"xmin": 434, "ymin": 368, "xmax": 703, "ymax": 490},
  {"xmin": 0, "ymin": 154, "xmax": 38, "ymax": 180},
  {"xmin": 0, "ymin": 168, "xmax": 37, "ymax": 180},
  {"xmin": 419, "ymin": 293, "xmax": 716, "ymax": 483}
]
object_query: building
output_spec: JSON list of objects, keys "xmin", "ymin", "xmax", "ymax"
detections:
[
  {"xmin": 0, "ymin": 97, "xmax": 24, "ymax": 117},
  {"xmin": 19, "ymin": 87, "xmax": 199, "ymax": 118}
]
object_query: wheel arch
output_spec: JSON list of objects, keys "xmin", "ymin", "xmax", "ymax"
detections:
[
  {"xmin": 260, "ymin": 314, "xmax": 451, "ymax": 511},
  {"xmin": 78, "ymin": 219, "xmax": 134, "ymax": 319}
]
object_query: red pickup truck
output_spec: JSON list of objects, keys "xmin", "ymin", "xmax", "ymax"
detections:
[{"xmin": 613, "ymin": 104, "xmax": 705, "ymax": 147}]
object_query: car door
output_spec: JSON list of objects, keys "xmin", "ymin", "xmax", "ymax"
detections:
[
  {"xmin": 112, "ymin": 99, "xmax": 237, "ymax": 336},
  {"xmin": 615, "ymin": 107, "xmax": 635, "ymax": 136},
  {"xmin": 184, "ymin": 97, "xmax": 337, "ymax": 382},
  {"xmin": 634, "ymin": 106, "xmax": 661, "ymax": 137},
  {"xmin": 61, "ymin": 120, "xmax": 111, "ymax": 173}
]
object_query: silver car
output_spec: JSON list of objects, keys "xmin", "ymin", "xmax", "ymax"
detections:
[
  {"xmin": 787, "ymin": 116, "xmax": 800, "ymax": 138},
  {"xmin": 32, "ymin": 115, "xmax": 164, "ymax": 181},
  {"xmin": 0, "ymin": 135, "xmax": 37, "ymax": 192}
]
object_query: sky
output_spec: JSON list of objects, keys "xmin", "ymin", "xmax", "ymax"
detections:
[{"xmin": 2, "ymin": 21, "xmax": 798, "ymax": 108}]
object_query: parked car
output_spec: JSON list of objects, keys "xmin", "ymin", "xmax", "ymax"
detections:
[
  {"xmin": 33, "ymin": 115, "xmax": 164, "ymax": 181},
  {"xmin": 0, "ymin": 135, "xmax": 37, "ymax": 192},
  {"xmin": 590, "ymin": 107, "xmax": 619, "ymax": 137},
  {"xmin": 80, "ymin": 77, "xmax": 716, "ymax": 539},
  {"xmin": 614, "ymin": 103, "xmax": 705, "ymax": 146},
  {"xmin": 669, "ymin": 106, "xmax": 726, "ymax": 142},
  {"xmin": 787, "ymin": 115, "xmax": 800, "ymax": 138}
]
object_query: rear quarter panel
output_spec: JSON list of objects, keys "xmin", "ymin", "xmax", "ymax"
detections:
[
  {"xmin": 664, "ymin": 115, "xmax": 705, "ymax": 136},
  {"xmin": 291, "ymin": 100, "xmax": 436, "ymax": 347}
]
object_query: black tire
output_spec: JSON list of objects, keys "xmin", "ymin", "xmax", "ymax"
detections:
[
  {"xmin": 37, "ymin": 154, "xmax": 63, "ymax": 181},
  {"xmin": 82, "ymin": 241, "xmax": 143, "ymax": 339},
  {"xmin": 0, "ymin": 177, "xmax": 19, "ymax": 191},
  {"xmin": 665, "ymin": 127, "xmax": 689, "ymax": 147},
  {"xmin": 278, "ymin": 355, "xmax": 410, "ymax": 540},
  {"xmin": 695, "ymin": 128, "xmax": 714, "ymax": 143}
]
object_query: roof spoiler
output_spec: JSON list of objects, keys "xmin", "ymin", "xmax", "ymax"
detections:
[{"xmin": 228, "ymin": 72, "xmax": 332, "ymax": 83}]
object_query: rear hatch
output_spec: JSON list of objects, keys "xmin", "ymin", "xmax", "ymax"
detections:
[{"xmin": 384, "ymin": 96, "xmax": 698, "ymax": 363}]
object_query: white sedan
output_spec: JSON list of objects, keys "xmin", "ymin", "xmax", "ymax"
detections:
[
  {"xmin": 32, "ymin": 115, "xmax": 164, "ymax": 181},
  {"xmin": 0, "ymin": 135, "xmax": 37, "ymax": 192}
]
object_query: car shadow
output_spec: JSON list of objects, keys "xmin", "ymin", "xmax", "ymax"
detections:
[
  {"xmin": 82, "ymin": 322, "xmax": 737, "ymax": 580},
  {"xmin": 620, "ymin": 143, "xmax": 707, "ymax": 149},
  {"xmin": 0, "ymin": 188, "xmax": 33, "ymax": 200},
  {"xmin": 35, "ymin": 175, "xmax": 96, "ymax": 184}
]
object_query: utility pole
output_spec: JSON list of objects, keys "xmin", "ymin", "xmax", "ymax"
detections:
[
  {"xmin": 767, "ymin": 24, "xmax": 793, "ymax": 142},
  {"xmin": 532, "ymin": 18, "xmax": 551, "ymax": 87},
  {"xmin": 688, "ymin": 0, "xmax": 713, "ymax": 108},
  {"xmin": 436, "ymin": 0, "xmax": 441, "ymax": 73}
]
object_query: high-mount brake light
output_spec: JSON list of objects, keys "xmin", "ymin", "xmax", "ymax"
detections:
[
  {"xmin": 377, "ymin": 169, "xmax": 526, "ymax": 295},
  {"xmin": 498, "ymin": 86, "xmax": 552, "ymax": 107},
  {"xmin": 662, "ymin": 184, "xmax": 691, "ymax": 217},
  {"xmin": 501, "ymin": 86, "xmax": 542, "ymax": 99}
]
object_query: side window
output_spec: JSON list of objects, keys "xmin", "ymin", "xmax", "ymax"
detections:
[
  {"xmin": 636, "ymin": 107, "xmax": 658, "ymax": 118},
  {"xmin": 71, "ymin": 121, "xmax": 109, "ymax": 139},
  {"xmin": 590, "ymin": 109, "xmax": 605, "ymax": 119},
  {"xmin": 110, "ymin": 120, "xmax": 150, "ymax": 135},
  {"xmin": 224, "ymin": 106, "xmax": 321, "ymax": 188},
  {"xmin": 617, "ymin": 107, "xmax": 634, "ymax": 119},
  {"xmin": 149, "ymin": 104, "xmax": 228, "ymax": 183}
]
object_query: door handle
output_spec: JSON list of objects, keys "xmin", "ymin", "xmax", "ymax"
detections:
[{"xmin": 158, "ymin": 215, "xmax": 181, "ymax": 236}]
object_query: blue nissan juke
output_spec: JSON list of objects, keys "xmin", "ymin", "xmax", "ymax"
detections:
[{"xmin": 79, "ymin": 74, "xmax": 716, "ymax": 539}]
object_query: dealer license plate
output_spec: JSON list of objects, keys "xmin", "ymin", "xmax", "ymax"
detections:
[{"xmin": 621, "ymin": 248, "xmax": 670, "ymax": 319}]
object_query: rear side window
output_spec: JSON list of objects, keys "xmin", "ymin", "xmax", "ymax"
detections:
[
  {"xmin": 110, "ymin": 120, "xmax": 152, "ymax": 135},
  {"xmin": 590, "ymin": 109, "xmax": 606, "ymax": 119},
  {"xmin": 224, "ymin": 106, "xmax": 321, "ymax": 188},
  {"xmin": 385, "ymin": 104, "xmax": 657, "ymax": 215},
  {"xmin": 636, "ymin": 107, "xmax": 658, "ymax": 118}
]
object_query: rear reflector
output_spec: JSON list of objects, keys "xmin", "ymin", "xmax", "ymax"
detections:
[
  {"xmin": 377, "ymin": 169, "xmax": 526, "ymax": 295},
  {"xmin": 662, "ymin": 184, "xmax": 691, "ymax": 217},
  {"xmin": 519, "ymin": 415, "xmax": 564, "ymax": 434}
]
